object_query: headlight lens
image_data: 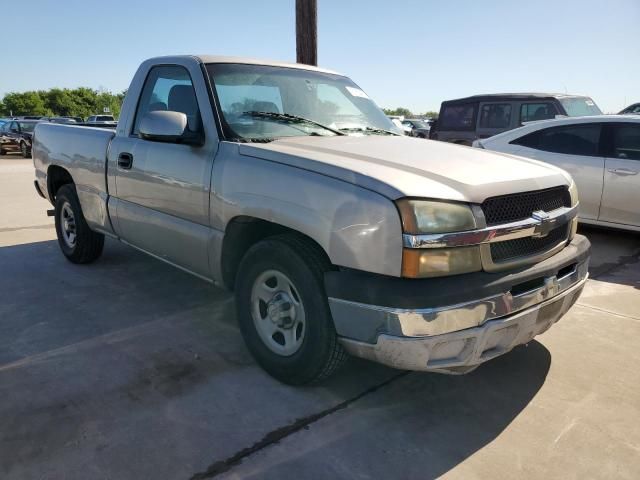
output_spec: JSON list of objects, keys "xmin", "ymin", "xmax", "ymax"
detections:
[
  {"xmin": 402, "ymin": 246, "xmax": 482, "ymax": 278},
  {"xmin": 568, "ymin": 180, "xmax": 579, "ymax": 207},
  {"xmin": 396, "ymin": 200, "xmax": 476, "ymax": 234}
]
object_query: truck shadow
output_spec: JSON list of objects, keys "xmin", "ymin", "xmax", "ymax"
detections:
[
  {"xmin": 1, "ymin": 237, "xmax": 550, "ymax": 479},
  {"xmin": 231, "ymin": 341, "xmax": 551, "ymax": 480}
]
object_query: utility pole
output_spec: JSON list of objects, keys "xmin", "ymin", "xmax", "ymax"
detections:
[{"xmin": 296, "ymin": 0, "xmax": 317, "ymax": 66}]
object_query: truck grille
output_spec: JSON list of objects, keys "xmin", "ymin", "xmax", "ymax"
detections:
[
  {"xmin": 481, "ymin": 186, "xmax": 571, "ymax": 226},
  {"xmin": 490, "ymin": 224, "xmax": 568, "ymax": 263}
]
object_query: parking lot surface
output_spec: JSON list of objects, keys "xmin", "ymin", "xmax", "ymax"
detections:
[{"xmin": 1, "ymin": 153, "xmax": 639, "ymax": 479}]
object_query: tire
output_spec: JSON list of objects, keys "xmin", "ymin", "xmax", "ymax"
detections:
[
  {"xmin": 235, "ymin": 234, "xmax": 347, "ymax": 385},
  {"xmin": 20, "ymin": 142, "xmax": 30, "ymax": 158},
  {"xmin": 54, "ymin": 184, "xmax": 104, "ymax": 264}
]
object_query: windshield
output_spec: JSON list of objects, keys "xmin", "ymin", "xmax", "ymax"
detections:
[
  {"xmin": 18, "ymin": 122, "xmax": 36, "ymax": 132},
  {"xmin": 559, "ymin": 97, "xmax": 602, "ymax": 117},
  {"xmin": 410, "ymin": 120, "xmax": 428, "ymax": 129},
  {"xmin": 206, "ymin": 63, "xmax": 400, "ymax": 141},
  {"xmin": 96, "ymin": 115, "xmax": 114, "ymax": 121}
]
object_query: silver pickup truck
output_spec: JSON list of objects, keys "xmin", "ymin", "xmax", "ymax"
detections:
[{"xmin": 33, "ymin": 55, "xmax": 590, "ymax": 384}]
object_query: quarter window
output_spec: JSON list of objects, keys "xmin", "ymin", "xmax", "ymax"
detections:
[
  {"xmin": 512, "ymin": 124, "xmax": 601, "ymax": 156},
  {"xmin": 520, "ymin": 103, "xmax": 556, "ymax": 123},
  {"xmin": 611, "ymin": 124, "xmax": 640, "ymax": 160},
  {"xmin": 133, "ymin": 65, "xmax": 202, "ymax": 136},
  {"xmin": 479, "ymin": 103, "xmax": 511, "ymax": 129}
]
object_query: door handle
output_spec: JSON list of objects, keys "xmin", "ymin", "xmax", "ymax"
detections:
[
  {"xmin": 608, "ymin": 168, "xmax": 638, "ymax": 176},
  {"xmin": 118, "ymin": 152, "xmax": 133, "ymax": 169}
]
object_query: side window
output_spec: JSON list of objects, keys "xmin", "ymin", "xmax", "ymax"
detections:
[
  {"xmin": 439, "ymin": 103, "xmax": 477, "ymax": 131},
  {"xmin": 520, "ymin": 103, "xmax": 556, "ymax": 123},
  {"xmin": 479, "ymin": 103, "xmax": 512, "ymax": 129},
  {"xmin": 513, "ymin": 124, "xmax": 600, "ymax": 156},
  {"xmin": 611, "ymin": 124, "xmax": 640, "ymax": 160},
  {"xmin": 133, "ymin": 65, "xmax": 202, "ymax": 136}
]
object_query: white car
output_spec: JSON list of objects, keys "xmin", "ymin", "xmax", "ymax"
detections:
[{"xmin": 473, "ymin": 115, "xmax": 640, "ymax": 232}]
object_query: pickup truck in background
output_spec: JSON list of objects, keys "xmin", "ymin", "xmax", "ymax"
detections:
[{"xmin": 33, "ymin": 55, "xmax": 590, "ymax": 385}]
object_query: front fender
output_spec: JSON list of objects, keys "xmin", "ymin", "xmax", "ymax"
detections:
[{"xmin": 211, "ymin": 146, "xmax": 403, "ymax": 278}]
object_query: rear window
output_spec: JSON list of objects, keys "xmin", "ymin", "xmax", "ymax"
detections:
[
  {"xmin": 479, "ymin": 103, "xmax": 511, "ymax": 129},
  {"xmin": 558, "ymin": 97, "xmax": 602, "ymax": 117},
  {"xmin": 520, "ymin": 103, "xmax": 556, "ymax": 123},
  {"xmin": 96, "ymin": 115, "xmax": 114, "ymax": 121},
  {"xmin": 439, "ymin": 103, "xmax": 477, "ymax": 131}
]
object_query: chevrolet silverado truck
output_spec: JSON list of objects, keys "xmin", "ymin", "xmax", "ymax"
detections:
[{"xmin": 32, "ymin": 55, "xmax": 590, "ymax": 385}]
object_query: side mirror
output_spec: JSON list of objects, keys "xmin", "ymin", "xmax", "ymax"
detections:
[{"xmin": 139, "ymin": 111, "xmax": 203, "ymax": 146}]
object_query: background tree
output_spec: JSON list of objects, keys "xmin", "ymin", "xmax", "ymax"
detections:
[
  {"xmin": 383, "ymin": 107, "xmax": 413, "ymax": 117},
  {"xmin": 1, "ymin": 88, "xmax": 127, "ymax": 119}
]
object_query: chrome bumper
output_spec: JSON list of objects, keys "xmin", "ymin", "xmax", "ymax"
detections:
[
  {"xmin": 329, "ymin": 258, "xmax": 588, "ymax": 337},
  {"xmin": 339, "ymin": 274, "xmax": 586, "ymax": 373}
]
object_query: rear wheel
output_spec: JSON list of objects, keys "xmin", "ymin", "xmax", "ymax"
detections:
[
  {"xmin": 54, "ymin": 184, "xmax": 104, "ymax": 264},
  {"xmin": 235, "ymin": 234, "xmax": 347, "ymax": 385}
]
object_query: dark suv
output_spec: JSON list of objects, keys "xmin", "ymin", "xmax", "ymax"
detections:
[
  {"xmin": 0, "ymin": 119, "xmax": 40, "ymax": 157},
  {"xmin": 431, "ymin": 93, "xmax": 602, "ymax": 146}
]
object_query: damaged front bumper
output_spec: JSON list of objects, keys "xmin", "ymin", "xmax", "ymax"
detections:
[{"xmin": 327, "ymin": 235, "xmax": 590, "ymax": 373}]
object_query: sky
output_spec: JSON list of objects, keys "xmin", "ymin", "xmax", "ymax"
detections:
[{"xmin": 1, "ymin": 0, "xmax": 638, "ymax": 113}]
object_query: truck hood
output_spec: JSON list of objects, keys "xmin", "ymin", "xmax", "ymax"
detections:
[{"xmin": 237, "ymin": 135, "xmax": 571, "ymax": 203}]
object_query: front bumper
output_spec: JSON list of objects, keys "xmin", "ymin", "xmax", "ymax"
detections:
[
  {"xmin": 339, "ymin": 275, "xmax": 585, "ymax": 373},
  {"xmin": 328, "ymin": 234, "xmax": 590, "ymax": 372}
]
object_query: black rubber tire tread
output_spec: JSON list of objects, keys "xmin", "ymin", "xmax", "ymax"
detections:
[
  {"xmin": 20, "ymin": 142, "xmax": 30, "ymax": 158},
  {"xmin": 54, "ymin": 184, "xmax": 104, "ymax": 264},
  {"xmin": 235, "ymin": 233, "xmax": 347, "ymax": 385}
]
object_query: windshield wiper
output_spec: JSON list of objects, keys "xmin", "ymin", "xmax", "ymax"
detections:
[
  {"xmin": 339, "ymin": 126, "xmax": 401, "ymax": 136},
  {"xmin": 242, "ymin": 111, "xmax": 345, "ymax": 136}
]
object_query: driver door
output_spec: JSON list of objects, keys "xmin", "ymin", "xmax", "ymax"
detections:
[{"xmin": 109, "ymin": 64, "xmax": 218, "ymax": 278}]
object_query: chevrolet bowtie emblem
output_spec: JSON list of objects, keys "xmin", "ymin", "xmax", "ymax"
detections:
[{"xmin": 532, "ymin": 210, "xmax": 553, "ymax": 237}]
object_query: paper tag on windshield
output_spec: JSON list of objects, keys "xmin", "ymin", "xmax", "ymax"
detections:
[
  {"xmin": 346, "ymin": 86, "xmax": 369, "ymax": 99},
  {"xmin": 585, "ymin": 100, "xmax": 595, "ymax": 106}
]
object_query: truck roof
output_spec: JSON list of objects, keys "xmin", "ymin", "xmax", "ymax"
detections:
[
  {"xmin": 442, "ymin": 93, "xmax": 589, "ymax": 104},
  {"xmin": 146, "ymin": 55, "xmax": 342, "ymax": 76}
]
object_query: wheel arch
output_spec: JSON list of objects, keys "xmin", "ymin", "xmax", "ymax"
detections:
[
  {"xmin": 219, "ymin": 216, "xmax": 332, "ymax": 291},
  {"xmin": 47, "ymin": 165, "xmax": 75, "ymax": 202}
]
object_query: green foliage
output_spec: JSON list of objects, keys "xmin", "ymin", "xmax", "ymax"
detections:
[
  {"xmin": 382, "ymin": 107, "xmax": 439, "ymax": 119},
  {"xmin": 0, "ymin": 88, "xmax": 127, "ymax": 119},
  {"xmin": 383, "ymin": 107, "xmax": 413, "ymax": 117}
]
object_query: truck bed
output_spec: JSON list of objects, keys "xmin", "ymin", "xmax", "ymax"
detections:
[{"xmin": 33, "ymin": 122, "xmax": 116, "ymax": 235}]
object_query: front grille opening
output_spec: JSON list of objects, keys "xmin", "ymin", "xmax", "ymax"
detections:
[
  {"xmin": 557, "ymin": 263, "xmax": 577, "ymax": 279},
  {"xmin": 511, "ymin": 276, "xmax": 546, "ymax": 296},
  {"xmin": 490, "ymin": 225, "xmax": 568, "ymax": 263},
  {"xmin": 481, "ymin": 186, "xmax": 571, "ymax": 226}
]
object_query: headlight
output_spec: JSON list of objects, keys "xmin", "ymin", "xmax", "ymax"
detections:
[
  {"xmin": 568, "ymin": 180, "xmax": 579, "ymax": 207},
  {"xmin": 396, "ymin": 199, "xmax": 481, "ymax": 277},
  {"xmin": 568, "ymin": 181, "xmax": 579, "ymax": 240},
  {"xmin": 396, "ymin": 199, "xmax": 476, "ymax": 234}
]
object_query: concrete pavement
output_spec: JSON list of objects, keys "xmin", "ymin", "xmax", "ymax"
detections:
[{"xmin": 1, "ymin": 154, "xmax": 639, "ymax": 479}]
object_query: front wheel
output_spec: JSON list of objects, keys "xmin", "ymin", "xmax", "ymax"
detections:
[
  {"xmin": 54, "ymin": 184, "xmax": 104, "ymax": 264},
  {"xmin": 235, "ymin": 234, "xmax": 347, "ymax": 385},
  {"xmin": 20, "ymin": 142, "xmax": 30, "ymax": 158}
]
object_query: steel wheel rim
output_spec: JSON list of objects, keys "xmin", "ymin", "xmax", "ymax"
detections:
[
  {"xmin": 60, "ymin": 202, "xmax": 77, "ymax": 248},
  {"xmin": 250, "ymin": 269, "xmax": 306, "ymax": 356}
]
